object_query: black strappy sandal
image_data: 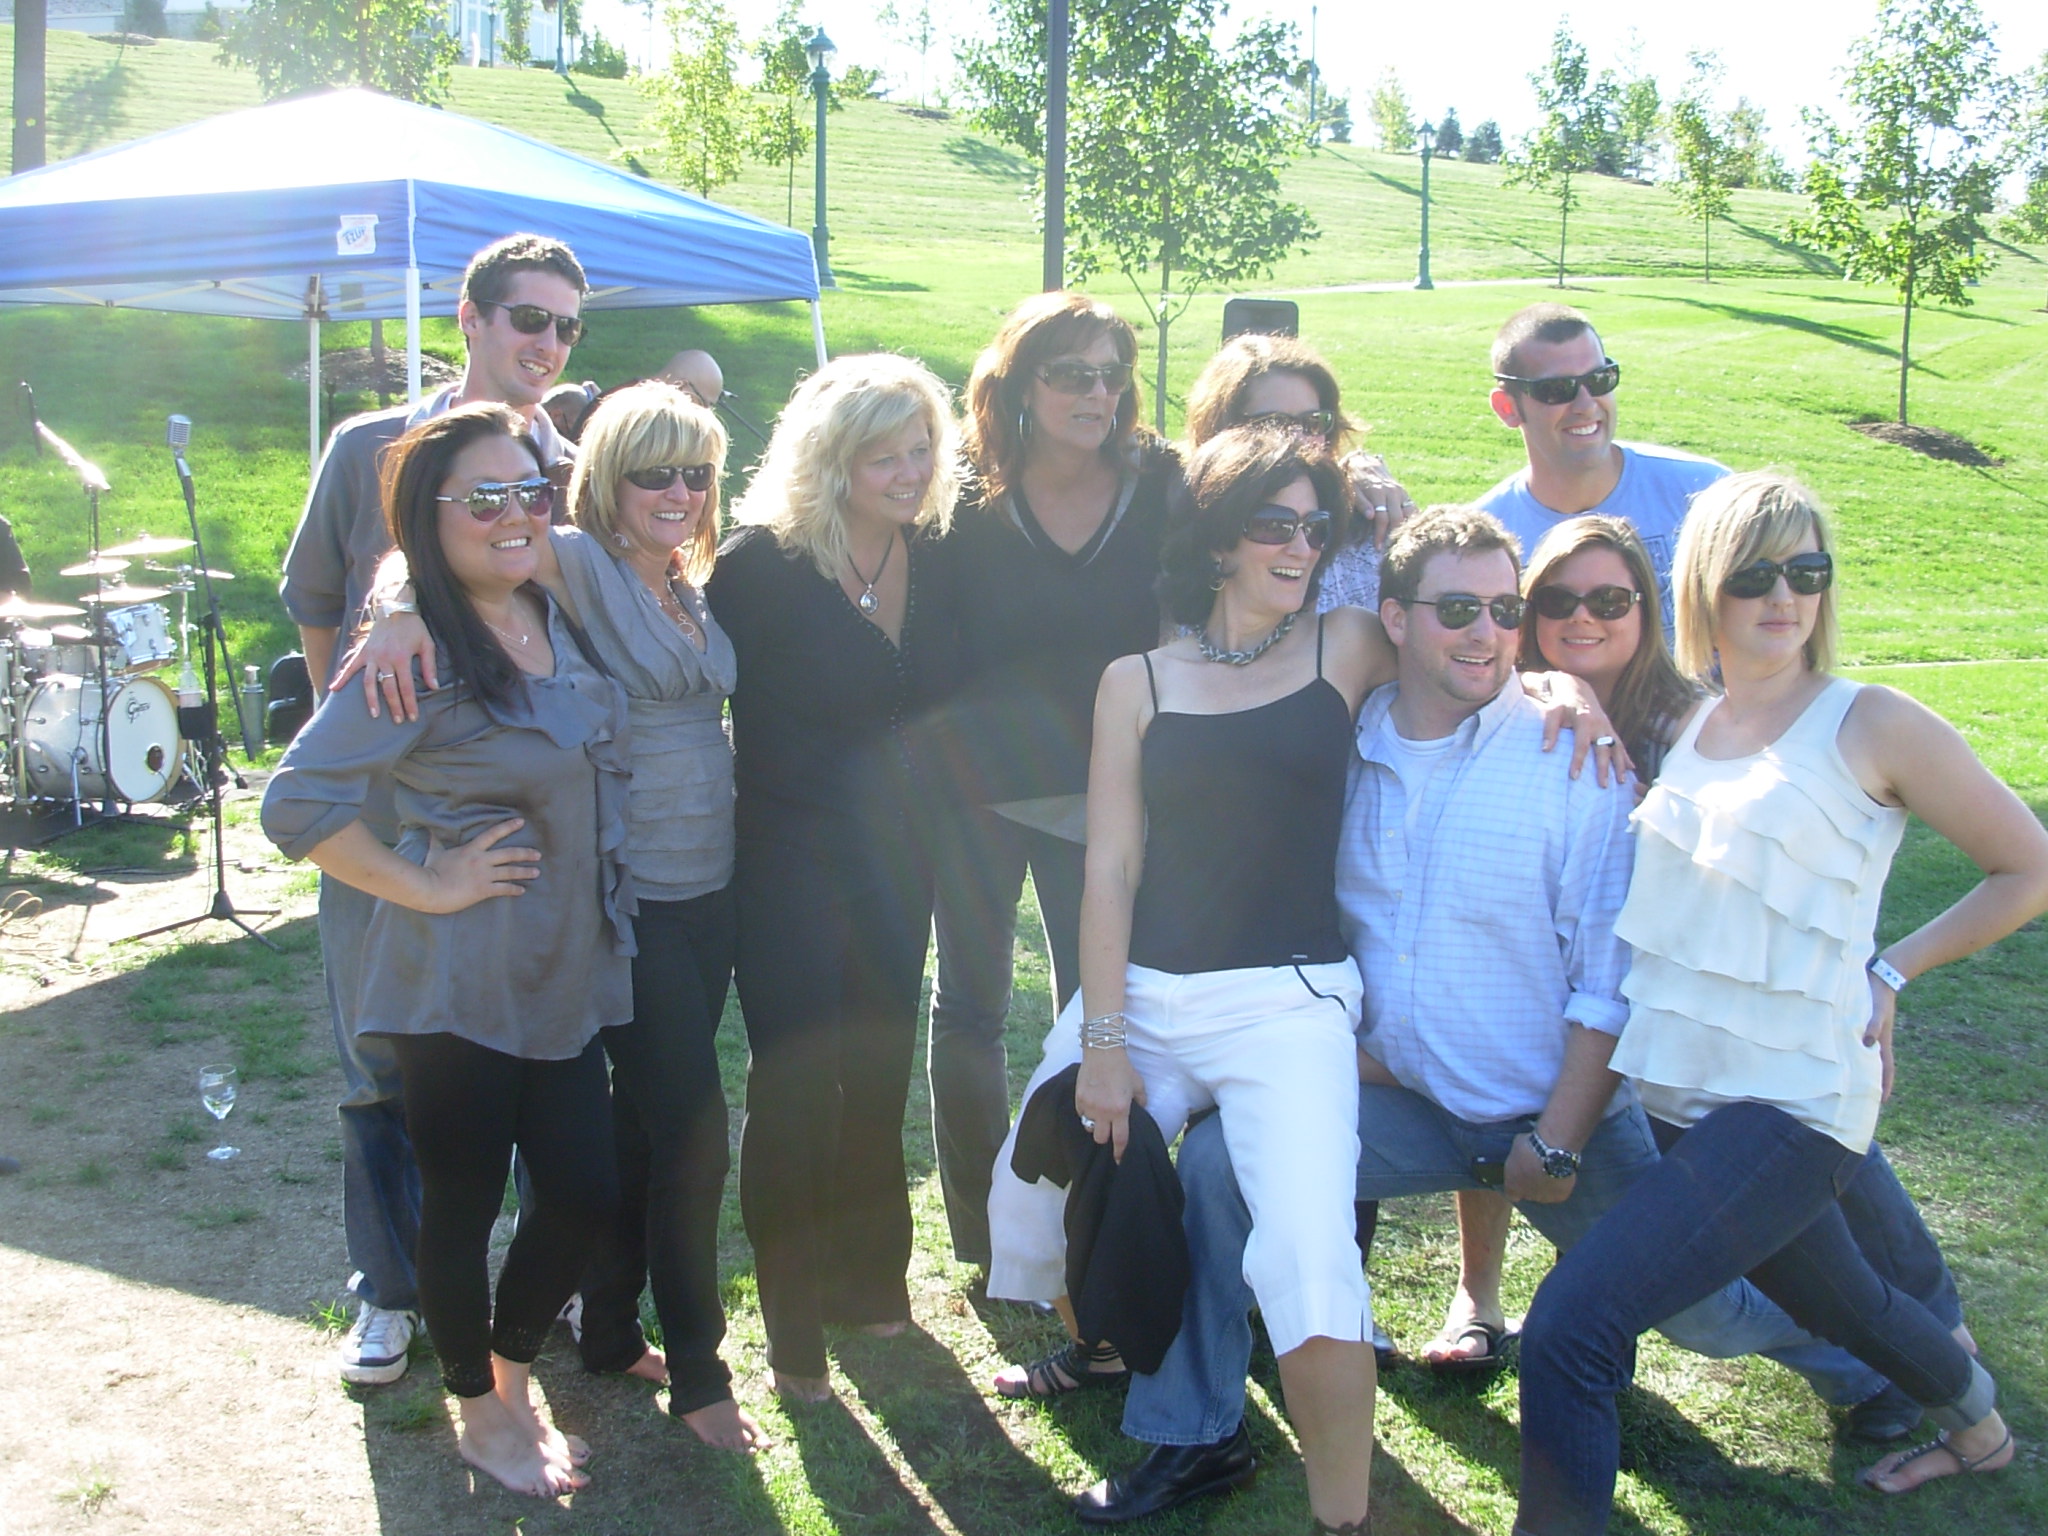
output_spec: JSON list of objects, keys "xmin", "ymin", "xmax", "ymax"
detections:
[{"xmin": 993, "ymin": 1338, "xmax": 1129, "ymax": 1400}]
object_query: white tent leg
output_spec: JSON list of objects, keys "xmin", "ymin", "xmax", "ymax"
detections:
[
  {"xmin": 406, "ymin": 266, "xmax": 423, "ymax": 405},
  {"xmin": 810, "ymin": 298, "xmax": 827, "ymax": 368},
  {"xmin": 308, "ymin": 315, "xmax": 321, "ymax": 477}
]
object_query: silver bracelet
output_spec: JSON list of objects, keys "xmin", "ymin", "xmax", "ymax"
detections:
[{"xmin": 1080, "ymin": 1011, "xmax": 1128, "ymax": 1050}]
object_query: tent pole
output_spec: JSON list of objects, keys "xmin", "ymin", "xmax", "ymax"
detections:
[
  {"xmin": 810, "ymin": 298, "xmax": 827, "ymax": 368},
  {"xmin": 405, "ymin": 266, "xmax": 423, "ymax": 405},
  {"xmin": 308, "ymin": 315, "xmax": 320, "ymax": 478}
]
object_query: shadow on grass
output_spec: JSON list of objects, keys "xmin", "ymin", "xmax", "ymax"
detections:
[
  {"xmin": 833, "ymin": 268, "xmax": 933, "ymax": 294},
  {"xmin": 1633, "ymin": 291, "xmax": 1908, "ymax": 360},
  {"xmin": 783, "ymin": 1387, "xmax": 952, "ymax": 1533},
  {"xmin": 944, "ymin": 136, "xmax": 1032, "ymax": 182},
  {"xmin": 1725, "ymin": 220, "xmax": 1841, "ymax": 276},
  {"xmin": 836, "ymin": 1321, "xmax": 1069, "ymax": 1532},
  {"xmin": 47, "ymin": 56, "xmax": 134, "ymax": 161}
]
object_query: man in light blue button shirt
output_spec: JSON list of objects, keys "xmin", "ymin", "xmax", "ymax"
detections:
[{"xmin": 1074, "ymin": 507, "xmax": 1891, "ymax": 1526}]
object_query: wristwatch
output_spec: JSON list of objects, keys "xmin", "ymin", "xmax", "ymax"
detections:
[
  {"xmin": 1867, "ymin": 955, "xmax": 1909, "ymax": 994},
  {"xmin": 1526, "ymin": 1127, "xmax": 1581, "ymax": 1180},
  {"xmin": 373, "ymin": 595, "xmax": 419, "ymax": 622}
]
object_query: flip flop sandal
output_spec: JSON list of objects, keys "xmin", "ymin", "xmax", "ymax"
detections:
[
  {"xmin": 1860, "ymin": 1427, "xmax": 2013, "ymax": 1495},
  {"xmin": 1423, "ymin": 1321, "xmax": 1516, "ymax": 1376},
  {"xmin": 994, "ymin": 1338, "xmax": 1129, "ymax": 1399}
]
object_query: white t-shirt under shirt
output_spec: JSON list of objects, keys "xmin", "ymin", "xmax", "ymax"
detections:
[
  {"xmin": 1377, "ymin": 719, "xmax": 1459, "ymax": 840},
  {"xmin": 1476, "ymin": 441, "xmax": 1728, "ymax": 631}
]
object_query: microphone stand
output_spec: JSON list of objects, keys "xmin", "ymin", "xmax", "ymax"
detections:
[
  {"xmin": 129, "ymin": 416, "xmax": 277, "ymax": 950},
  {"xmin": 713, "ymin": 391, "xmax": 770, "ymax": 450}
]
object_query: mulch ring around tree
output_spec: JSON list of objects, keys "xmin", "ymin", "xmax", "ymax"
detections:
[{"xmin": 1850, "ymin": 420, "xmax": 2003, "ymax": 467}]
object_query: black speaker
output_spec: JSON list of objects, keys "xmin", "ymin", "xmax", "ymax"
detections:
[
  {"xmin": 1221, "ymin": 298, "xmax": 1300, "ymax": 343},
  {"xmin": 265, "ymin": 652, "xmax": 315, "ymax": 746}
]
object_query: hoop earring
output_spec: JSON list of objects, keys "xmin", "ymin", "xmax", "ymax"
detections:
[
  {"xmin": 612, "ymin": 531, "xmax": 630, "ymax": 549},
  {"xmin": 1017, "ymin": 407, "xmax": 1034, "ymax": 445},
  {"xmin": 1208, "ymin": 557, "xmax": 1228, "ymax": 592}
]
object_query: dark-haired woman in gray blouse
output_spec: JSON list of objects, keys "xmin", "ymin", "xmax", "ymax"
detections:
[
  {"xmin": 265, "ymin": 403, "xmax": 633, "ymax": 1498},
  {"xmin": 343, "ymin": 382, "xmax": 763, "ymax": 1452}
]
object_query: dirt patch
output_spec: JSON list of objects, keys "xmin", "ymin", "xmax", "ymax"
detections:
[{"xmin": 1849, "ymin": 420, "xmax": 2004, "ymax": 466}]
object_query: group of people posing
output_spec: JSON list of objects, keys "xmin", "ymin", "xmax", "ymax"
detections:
[{"xmin": 265, "ymin": 232, "xmax": 2048, "ymax": 1532}]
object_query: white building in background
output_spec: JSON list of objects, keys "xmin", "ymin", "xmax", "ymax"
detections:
[
  {"xmin": 444, "ymin": 0, "xmax": 576, "ymax": 70},
  {"xmin": 0, "ymin": 0, "xmax": 252, "ymax": 39}
]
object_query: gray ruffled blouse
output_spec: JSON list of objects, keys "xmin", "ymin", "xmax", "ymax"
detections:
[
  {"xmin": 262, "ymin": 597, "xmax": 635, "ymax": 1061},
  {"xmin": 549, "ymin": 526, "xmax": 737, "ymax": 903}
]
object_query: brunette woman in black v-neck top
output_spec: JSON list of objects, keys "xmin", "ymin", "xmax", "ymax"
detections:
[
  {"xmin": 922, "ymin": 293, "xmax": 1179, "ymax": 1273},
  {"xmin": 705, "ymin": 356, "xmax": 963, "ymax": 1402}
]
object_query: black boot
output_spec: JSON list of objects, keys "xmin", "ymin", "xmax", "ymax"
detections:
[{"xmin": 1072, "ymin": 1425, "xmax": 1257, "ymax": 1524}]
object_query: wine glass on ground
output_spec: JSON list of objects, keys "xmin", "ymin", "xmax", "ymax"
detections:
[{"xmin": 199, "ymin": 1064, "xmax": 239, "ymax": 1162}]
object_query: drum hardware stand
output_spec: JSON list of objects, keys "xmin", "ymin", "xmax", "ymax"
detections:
[
  {"xmin": 21, "ymin": 382, "xmax": 125, "ymax": 828},
  {"xmin": 127, "ymin": 416, "xmax": 276, "ymax": 950}
]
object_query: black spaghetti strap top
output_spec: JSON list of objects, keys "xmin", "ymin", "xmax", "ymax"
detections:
[{"xmin": 1126, "ymin": 618, "xmax": 1352, "ymax": 974}]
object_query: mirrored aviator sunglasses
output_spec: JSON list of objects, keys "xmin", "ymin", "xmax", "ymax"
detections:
[
  {"xmin": 1531, "ymin": 583, "xmax": 1640, "ymax": 622},
  {"xmin": 1410, "ymin": 593, "xmax": 1526, "ymax": 629},
  {"xmin": 1497, "ymin": 360, "xmax": 1622, "ymax": 407},
  {"xmin": 1721, "ymin": 551, "xmax": 1833, "ymax": 599},
  {"xmin": 1037, "ymin": 360, "xmax": 1134, "ymax": 395},
  {"xmin": 623, "ymin": 463, "xmax": 717, "ymax": 493},
  {"xmin": 1242, "ymin": 507, "xmax": 1334, "ymax": 550},
  {"xmin": 436, "ymin": 477, "xmax": 555, "ymax": 523}
]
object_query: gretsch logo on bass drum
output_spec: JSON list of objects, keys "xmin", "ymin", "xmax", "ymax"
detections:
[{"xmin": 125, "ymin": 694, "xmax": 153, "ymax": 723}]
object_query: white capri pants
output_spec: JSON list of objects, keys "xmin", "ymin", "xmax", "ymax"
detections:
[{"xmin": 987, "ymin": 959, "xmax": 1369, "ymax": 1358}]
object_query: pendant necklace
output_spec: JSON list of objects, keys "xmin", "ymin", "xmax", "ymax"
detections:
[
  {"xmin": 485, "ymin": 614, "xmax": 531, "ymax": 649},
  {"xmin": 1194, "ymin": 609, "xmax": 1296, "ymax": 666},
  {"xmin": 848, "ymin": 529, "xmax": 897, "ymax": 616}
]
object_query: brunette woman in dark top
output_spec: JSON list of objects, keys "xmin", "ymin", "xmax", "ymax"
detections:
[
  {"xmin": 704, "ymin": 354, "xmax": 962, "ymax": 1402},
  {"xmin": 926, "ymin": 292, "xmax": 1178, "ymax": 1275}
]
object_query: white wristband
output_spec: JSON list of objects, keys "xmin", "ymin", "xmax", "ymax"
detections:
[{"xmin": 1867, "ymin": 955, "xmax": 1908, "ymax": 994}]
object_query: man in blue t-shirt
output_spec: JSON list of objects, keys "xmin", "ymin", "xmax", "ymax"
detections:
[{"xmin": 1476, "ymin": 303, "xmax": 1725, "ymax": 627}]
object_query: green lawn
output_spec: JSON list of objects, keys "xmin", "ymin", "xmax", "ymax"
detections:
[{"xmin": 3, "ymin": 29, "xmax": 2046, "ymax": 1536}]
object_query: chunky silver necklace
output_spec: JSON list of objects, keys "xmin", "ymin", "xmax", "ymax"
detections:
[
  {"xmin": 1195, "ymin": 610, "xmax": 1296, "ymax": 666},
  {"xmin": 847, "ymin": 530, "xmax": 896, "ymax": 615}
]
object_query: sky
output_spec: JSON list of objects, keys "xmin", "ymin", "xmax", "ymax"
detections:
[{"xmin": 580, "ymin": 0, "xmax": 2048, "ymax": 164}]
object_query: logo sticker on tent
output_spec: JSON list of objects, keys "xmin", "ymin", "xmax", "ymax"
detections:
[{"xmin": 337, "ymin": 215, "xmax": 379, "ymax": 257}]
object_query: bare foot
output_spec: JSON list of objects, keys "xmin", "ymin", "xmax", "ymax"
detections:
[
  {"xmin": 854, "ymin": 1320, "xmax": 907, "ymax": 1338},
  {"xmin": 457, "ymin": 1392, "xmax": 587, "ymax": 1497},
  {"xmin": 771, "ymin": 1369, "xmax": 832, "ymax": 1403},
  {"xmin": 1861, "ymin": 1421, "xmax": 2014, "ymax": 1494},
  {"xmin": 494, "ymin": 1373, "xmax": 589, "ymax": 1468},
  {"xmin": 626, "ymin": 1346, "xmax": 670, "ymax": 1385},
  {"xmin": 682, "ymin": 1397, "xmax": 771, "ymax": 1452}
]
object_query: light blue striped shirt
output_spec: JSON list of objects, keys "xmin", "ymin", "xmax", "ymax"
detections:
[{"xmin": 1338, "ymin": 678, "xmax": 1637, "ymax": 1125}]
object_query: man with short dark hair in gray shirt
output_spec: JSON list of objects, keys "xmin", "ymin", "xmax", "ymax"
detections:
[{"xmin": 279, "ymin": 233, "xmax": 585, "ymax": 1385}]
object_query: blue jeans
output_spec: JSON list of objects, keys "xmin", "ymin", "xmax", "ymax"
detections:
[
  {"xmin": 1516, "ymin": 1104, "xmax": 1995, "ymax": 1535},
  {"xmin": 1123, "ymin": 1083, "xmax": 1887, "ymax": 1446},
  {"xmin": 321, "ymin": 874, "xmax": 422, "ymax": 1313}
]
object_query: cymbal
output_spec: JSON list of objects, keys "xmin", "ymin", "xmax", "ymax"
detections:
[
  {"xmin": 61, "ymin": 556, "xmax": 132, "ymax": 577},
  {"xmin": 100, "ymin": 534, "xmax": 195, "ymax": 558},
  {"xmin": 144, "ymin": 562, "xmax": 234, "ymax": 580},
  {"xmin": 79, "ymin": 585, "xmax": 172, "ymax": 604},
  {"xmin": 50, "ymin": 624, "xmax": 91, "ymax": 642},
  {"xmin": 0, "ymin": 594, "xmax": 87, "ymax": 619}
]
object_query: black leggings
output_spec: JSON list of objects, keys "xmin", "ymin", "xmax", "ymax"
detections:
[
  {"xmin": 734, "ymin": 832, "xmax": 933, "ymax": 1380},
  {"xmin": 578, "ymin": 890, "xmax": 738, "ymax": 1415},
  {"xmin": 388, "ymin": 1031, "xmax": 618, "ymax": 1399}
]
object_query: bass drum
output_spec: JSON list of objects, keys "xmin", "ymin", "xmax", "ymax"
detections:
[{"xmin": 21, "ymin": 674, "xmax": 183, "ymax": 804}]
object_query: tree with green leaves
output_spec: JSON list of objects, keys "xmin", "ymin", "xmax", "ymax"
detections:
[
  {"xmin": 1368, "ymin": 69, "xmax": 1415, "ymax": 153},
  {"xmin": 748, "ymin": 84, "xmax": 813, "ymax": 224},
  {"xmin": 1667, "ymin": 97, "xmax": 1734, "ymax": 280},
  {"xmin": 2001, "ymin": 53, "xmax": 2048, "ymax": 307},
  {"xmin": 1505, "ymin": 24, "xmax": 1615, "ymax": 287},
  {"xmin": 642, "ymin": 0, "xmax": 751, "ymax": 197},
  {"xmin": 1611, "ymin": 74, "xmax": 1661, "ymax": 179},
  {"xmin": 1463, "ymin": 120, "xmax": 1503, "ymax": 164},
  {"xmin": 1723, "ymin": 98, "xmax": 1793, "ymax": 190},
  {"xmin": 961, "ymin": 0, "xmax": 1315, "ymax": 433},
  {"xmin": 878, "ymin": 0, "xmax": 943, "ymax": 108},
  {"xmin": 1787, "ymin": 0, "xmax": 2008, "ymax": 423},
  {"xmin": 504, "ymin": 0, "xmax": 533, "ymax": 67},
  {"xmin": 219, "ymin": 0, "xmax": 459, "ymax": 102},
  {"xmin": 1433, "ymin": 108, "xmax": 1463, "ymax": 159}
]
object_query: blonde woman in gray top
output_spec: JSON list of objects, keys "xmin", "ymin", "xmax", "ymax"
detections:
[{"xmin": 344, "ymin": 383, "xmax": 761, "ymax": 1452}]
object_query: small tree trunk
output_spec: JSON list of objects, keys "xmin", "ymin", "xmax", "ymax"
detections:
[
  {"xmin": 786, "ymin": 153, "xmax": 795, "ymax": 225},
  {"xmin": 1897, "ymin": 292, "xmax": 1913, "ymax": 425},
  {"xmin": 1704, "ymin": 219, "xmax": 1712, "ymax": 284},
  {"xmin": 1556, "ymin": 195, "xmax": 1569, "ymax": 288}
]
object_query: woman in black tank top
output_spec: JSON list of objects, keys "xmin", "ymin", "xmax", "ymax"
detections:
[{"xmin": 986, "ymin": 428, "xmax": 1402, "ymax": 1533}]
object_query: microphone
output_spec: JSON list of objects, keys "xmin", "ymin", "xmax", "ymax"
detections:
[
  {"xmin": 20, "ymin": 382, "xmax": 39, "ymax": 455},
  {"xmin": 167, "ymin": 414, "xmax": 194, "ymax": 480}
]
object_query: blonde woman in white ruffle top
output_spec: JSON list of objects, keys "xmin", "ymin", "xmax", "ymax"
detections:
[{"xmin": 1509, "ymin": 472, "xmax": 2048, "ymax": 1536}]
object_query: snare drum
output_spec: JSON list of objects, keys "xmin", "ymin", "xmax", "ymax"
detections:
[
  {"xmin": 18, "ymin": 625, "xmax": 97, "ymax": 677},
  {"xmin": 103, "ymin": 601, "xmax": 177, "ymax": 670},
  {"xmin": 21, "ymin": 673, "xmax": 183, "ymax": 803}
]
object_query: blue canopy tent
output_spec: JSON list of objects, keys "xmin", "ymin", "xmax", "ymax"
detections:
[{"xmin": 0, "ymin": 87, "xmax": 824, "ymax": 469}]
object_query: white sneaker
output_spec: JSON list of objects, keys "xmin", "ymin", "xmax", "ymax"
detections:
[
  {"xmin": 558, "ymin": 1293, "xmax": 583, "ymax": 1343},
  {"xmin": 340, "ymin": 1303, "xmax": 418, "ymax": 1385}
]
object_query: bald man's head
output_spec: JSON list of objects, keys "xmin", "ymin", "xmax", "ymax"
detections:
[{"xmin": 658, "ymin": 349, "xmax": 725, "ymax": 407}]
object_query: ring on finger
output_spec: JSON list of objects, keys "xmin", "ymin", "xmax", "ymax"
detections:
[
  {"xmin": 1594, "ymin": 734, "xmax": 1617, "ymax": 748},
  {"xmin": 376, "ymin": 670, "xmax": 396, "ymax": 681},
  {"xmin": 1079, "ymin": 1115, "xmax": 1097, "ymax": 1132}
]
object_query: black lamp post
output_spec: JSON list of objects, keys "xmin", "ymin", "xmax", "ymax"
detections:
[
  {"xmin": 807, "ymin": 27, "xmax": 838, "ymax": 290},
  {"xmin": 1415, "ymin": 120, "xmax": 1436, "ymax": 291}
]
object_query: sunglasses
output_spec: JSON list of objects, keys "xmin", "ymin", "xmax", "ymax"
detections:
[
  {"xmin": 436, "ymin": 477, "xmax": 555, "ymax": 522},
  {"xmin": 1242, "ymin": 506, "xmax": 1336, "ymax": 550},
  {"xmin": 1408, "ymin": 592, "xmax": 1526, "ymax": 629},
  {"xmin": 1036, "ymin": 360, "xmax": 1134, "ymax": 396},
  {"xmin": 1244, "ymin": 408, "xmax": 1337, "ymax": 439},
  {"xmin": 623, "ymin": 463, "xmax": 717, "ymax": 493},
  {"xmin": 1494, "ymin": 360, "xmax": 1622, "ymax": 407},
  {"xmin": 1531, "ymin": 583, "xmax": 1641, "ymax": 621},
  {"xmin": 1722, "ymin": 551, "xmax": 1833, "ymax": 599},
  {"xmin": 478, "ymin": 300, "xmax": 586, "ymax": 346}
]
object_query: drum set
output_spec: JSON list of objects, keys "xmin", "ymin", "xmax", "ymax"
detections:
[{"xmin": 1, "ymin": 532, "xmax": 235, "ymax": 811}]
